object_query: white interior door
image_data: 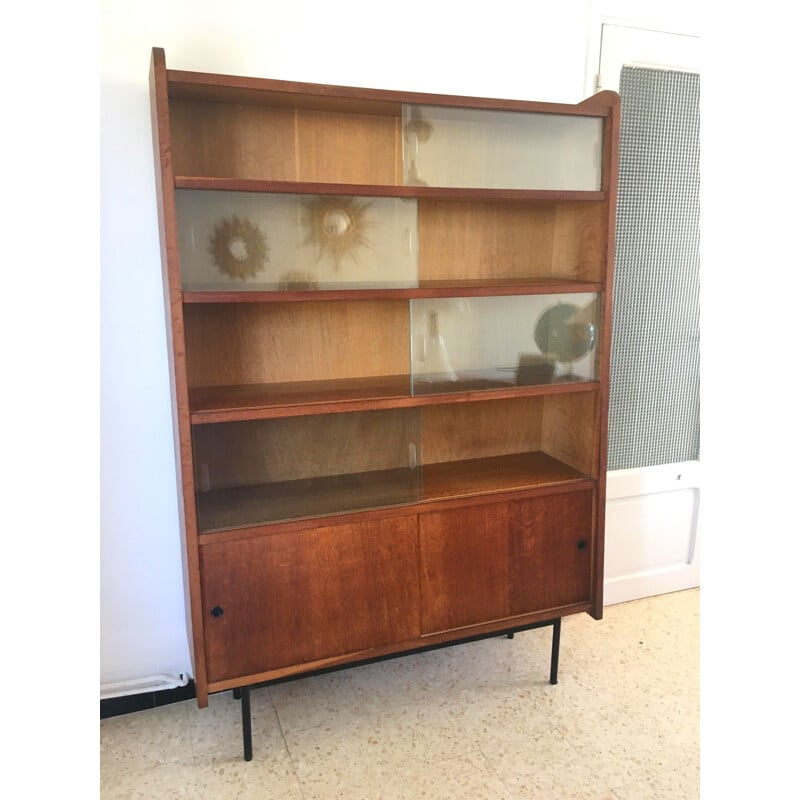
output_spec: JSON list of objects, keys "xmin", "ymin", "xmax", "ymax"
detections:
[
  {"xmin": 595, "ymin": 23, "xmax": 700, "ymax": 92},
  {"xmin": 595, "ymin": 21, "xmax": 701, "ymax": 606}
]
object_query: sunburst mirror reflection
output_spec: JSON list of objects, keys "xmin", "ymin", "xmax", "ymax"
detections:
[
  {"xmin": 303, "ymin": 196, "xmax": 373, "ymax": 269},
  {"xmin": 208, "ymin": 215, "xmax": 269, "ymax": 280}
]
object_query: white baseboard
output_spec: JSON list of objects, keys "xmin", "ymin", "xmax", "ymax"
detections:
[{"xmin": 100, "ymin": 673, "xmax": 189, "ymax": 701}]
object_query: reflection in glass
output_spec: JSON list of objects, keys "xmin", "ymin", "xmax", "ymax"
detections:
[
  {"xmin": 402, "ymin": 105, "xmax": 603, "ymax": 191},
  {"xmin": 403, "ymin": 106, "xmax": 434, "ymax": 186},
  {"xmin": 176, "ymin": 190, "xmax": 419, "ymax": 291},
  {"xmin": 410, "ymin": 294, "xmax": 599, "ymax": 395},
  {"xmin": 534, "ymin": 300, "xmax": 598, "ymax": 379}
]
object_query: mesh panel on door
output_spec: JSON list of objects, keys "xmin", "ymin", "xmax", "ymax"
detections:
[{"xmin": 608, "ymin": 66, "xmax": 700, "ymax": 470}]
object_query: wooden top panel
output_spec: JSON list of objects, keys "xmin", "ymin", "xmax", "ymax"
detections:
[{"xmin": 165, "ymin": 61, "xmax": 617, "ymax": 118}]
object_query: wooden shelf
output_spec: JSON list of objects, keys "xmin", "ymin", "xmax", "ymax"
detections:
[
  {"xmin": 196, "ymin": 451, "xmax": 591, "ymax": 534},
  {"xmin": 422, "ymin": 451, "xmax": 590, "ymax": 502},
  {"xmin": 189, "ymin": 375, "xmax": 601, "ymax": 424},
  {"xmin": 174, "ymin": 176, "xmax": 607, "ymax": 203},
  {"xmin": 183, "ymin": 277, "xmax": 603, "ymax": 304}
]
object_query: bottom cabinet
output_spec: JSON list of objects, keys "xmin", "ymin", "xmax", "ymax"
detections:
[
  {"xmin": 419, "ymin": 489, "xmax": 595, "ymax": 634},
  {"xmin": 199, "ymin": 488, "xmax": 595, "ymax": 684},
  {"xmin": 200, "ymin": 515, "xmax": 420, "ymax": 683}
]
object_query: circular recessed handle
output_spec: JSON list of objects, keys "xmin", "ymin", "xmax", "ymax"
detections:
[
  {"xmin": 210, "ymin": 605, "xmax": 224, "ymax": 618},
  {"xmin": 577, "ymin": 539, "xmax": 588, "ymax": 550}
]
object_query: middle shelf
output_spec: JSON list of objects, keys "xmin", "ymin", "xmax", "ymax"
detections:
[
  {"xmin": 184, "ymin": 291, "xmax": 602, "ymax": 423},
  {"xmin": 189, "ymin": 375, "xmax": 599, "ymax": 423}
]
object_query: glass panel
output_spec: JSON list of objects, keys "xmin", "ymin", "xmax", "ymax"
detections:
[
  {"xmin": 192, "ymin": 409, "xmax": 422, "ymax": 532},
  {"xmin": 403, "ymin": 105, "xmax": 602, "ymax": 191},
  {"xmin": 176, "ymin": 190, "xmax": 418, "ymax": 291},
  {"xmin": 410, "ymin": 294, "xmax": 599, "ymax": 395}
]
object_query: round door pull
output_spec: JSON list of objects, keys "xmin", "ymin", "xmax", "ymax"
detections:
[
  {"xmin": 210, "ymin": 605, "xmax": 224, "ymax": 618},
  {"xmin": 577, "ymin": 539, "xmax": 588, "ymax": 550}
]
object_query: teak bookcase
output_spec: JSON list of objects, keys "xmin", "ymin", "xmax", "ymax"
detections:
[{"xmin": 150, "ymin": 47, "xmax": 620, "ymax": 760}]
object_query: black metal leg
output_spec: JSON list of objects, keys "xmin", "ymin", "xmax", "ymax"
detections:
[
  {"xmin": 549, "ymin": 618, "xmax": 561, "ymax": 685},
  {"xmin": 233, "ymin": 687, "xmax": 242, "ymax": 700},
  {"xmin": 241, "ymin": 685, "xmax": 252, "ymax": 761},
  {"xmin": 506, "ymin": 632, "xmax": 514, "ymax": 639}
]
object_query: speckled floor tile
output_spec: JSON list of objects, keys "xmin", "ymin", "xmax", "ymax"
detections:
[
  {"xmin": 283, "ymin": 719, "xmax": 395, "ymax": 800},
  {"xmin": 519, "ymin": 665, "xmax": 631, "ymax": 729},
  {"xmin": 450, "ymin": 684, "xmax": 554, "ymax": 752},
  {"xmin": 100, "ymin": 702, "xmax": 193, "ymax": 773},
  {"xmin": 483, "ymin": 727, "xmax": 616, "ymax": 800},
  {"xmin": 556, "ymin": 707, "xmax": 698, "ymax": 788},
  {"xmin": 269, "ymin": 670, "xmax": 366, "ymax": 733},
  {"xmin": 100, "ymin": 756, "xmax": 306, "ymax": 800},
  {"xmin": 190, "ymin": 757, "xmax": 305, "ymax": 799},
  {"xmin": 611, "ymin": 763, "xmax": 700, "ymax": 800},
  {"xmin": 100, "ymin": 761, "xmax": 198, "ymax": 799},
  {"xmin": 185, "ymin": 686, "xmax": 287, "ymax": 762},
  {"xmin": 346, "ymin": 652, "xmax": 452, "ymax": 716},
  {"xmin": 370, "ymin": 699, "xmax": 479, "ymax": 764},
  {"xmin": 380, "ymin": 752, "xmax": 515, "ymax": 800}
]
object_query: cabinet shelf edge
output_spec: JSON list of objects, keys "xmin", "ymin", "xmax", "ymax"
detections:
[
  {"xmin": 182, "ymin": 281, "xmax": 604, "ymax": 304},
  {"xmin": 174, "ymin": 176, "xmax": 607, "ymax": 202},
  {"xmin": 189, "ymin": 379, "xmax": 602, "ymax": 424}
]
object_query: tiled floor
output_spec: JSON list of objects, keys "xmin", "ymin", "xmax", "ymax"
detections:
[{"xmin": 101, "ymin": 589, "xmax": 699, "ymax": 799}]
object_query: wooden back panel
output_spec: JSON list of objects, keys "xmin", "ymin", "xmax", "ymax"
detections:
[
  {"xmin": 541, "ymin": 391, "xmax": 599, "ymax": 477},
  {"xmin": 418, "ymin": 199, "xmax": 606, "ymax": 282},
  {"xmin": 183, "ymin": 301, "xmax": 409, "ymax": 387},
  {"xmin": 421, "ymin": 397, "xmax": 543, "ymax": 464},
  {"xmin": 170, "ymin": 99, "xmax": 401, "ymax": 184},
  {"xmin": 192, "ymin": 409, "xmax": 418, "ymax": 487},
  {"xmin": 297, "ymin": 109, "xmax": 401, "ymax": 184}
]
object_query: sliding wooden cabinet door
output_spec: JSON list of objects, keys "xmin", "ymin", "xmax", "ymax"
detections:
[
  {"xmin": 200, "ymin": 515, "xmax": 420, "ymax": 682},
  {"xmin": 419, "ymin": 490, "xmax": 594, "ymax": 635}
]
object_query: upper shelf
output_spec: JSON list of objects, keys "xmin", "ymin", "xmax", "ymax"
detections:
[
  {"xmin": 175, "ymin": 187, "xmax": 609, "ymax": 292},
  {"xmin": 167, "ymin": 77, "xmax": 612, "ymax": 194},
  {"xmin": 183, "ymin": 278, "xmax": 603, "ymax": 304}
]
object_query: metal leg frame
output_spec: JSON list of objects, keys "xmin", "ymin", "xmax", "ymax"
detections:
[
  {"xmin": 240, "ymin": 685, "xmax": 252, "ymax": 761},
  {"xmin": 232, "ymin": 615, "xmax": 563, "ymax": 760},
  {"xmin": 505, "ymin": 616, "xmax": 561, "ymax": 684},
  {"xmin": 549, "ymin": 617, "xmax": 561, "ymax": 685}
]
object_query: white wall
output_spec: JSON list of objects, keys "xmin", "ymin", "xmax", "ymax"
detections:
[{"xmin": 100, "ymin": 0, "xmax": 700, "ymax": 685}]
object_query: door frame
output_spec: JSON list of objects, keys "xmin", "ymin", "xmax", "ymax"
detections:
[{"xmin": 588, "ymin": 16, "xmax": 701, "ymax": 605}]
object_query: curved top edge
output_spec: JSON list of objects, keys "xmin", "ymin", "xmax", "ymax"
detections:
[{"xmin": 577, "ymin": 90, "xmax": 621, "ymax": 114}]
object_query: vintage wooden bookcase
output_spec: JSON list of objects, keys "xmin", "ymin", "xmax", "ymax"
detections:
[{"xmin": 150, "ymin": 46, "xmax": 619, "ymax": 760}]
